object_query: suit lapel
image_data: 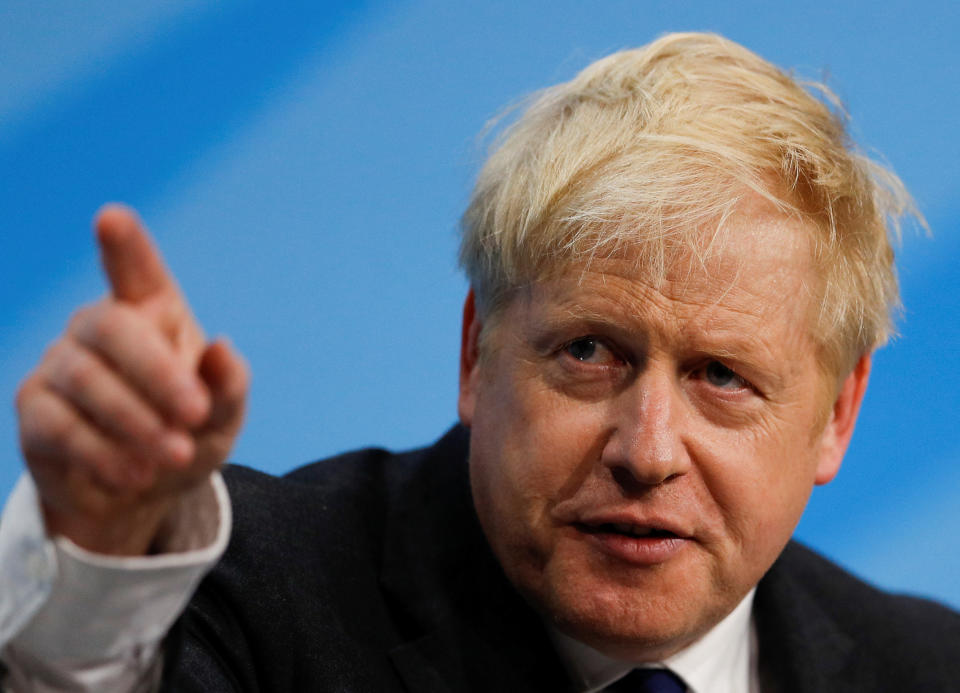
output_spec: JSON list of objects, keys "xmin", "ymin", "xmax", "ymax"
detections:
[
  {"xmin": 379, "ymin": 426, "xmax": 573, "ymax": 693},
  {"xmin": 387, "ymin": 632, "xmax": 464, "ymax": 693},
  {"xmin": 754, "ymin": 543, "xmax": 872, "ymax": 693}
]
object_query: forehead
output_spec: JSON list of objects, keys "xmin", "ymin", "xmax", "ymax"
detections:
[{"xmin": 528, "ymin": 202, "xmax": 820, "ymax": 330}]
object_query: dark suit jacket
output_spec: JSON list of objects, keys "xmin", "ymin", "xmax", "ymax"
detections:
[{"xmin": 164, "ymin": 426, "xmax": 960, "ymax": 692}]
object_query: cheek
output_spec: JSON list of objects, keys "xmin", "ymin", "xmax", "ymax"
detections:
[
  {"xmin": 696, "ymin": 423, "xmax": 820, "ymax": 563},
  {"xmin": 471, "ymin": 398, "xmax": 581, "ymax": 512},
  {"xmin": 468, "ymin": 371, "xmax": 607, "ymax": 547}
]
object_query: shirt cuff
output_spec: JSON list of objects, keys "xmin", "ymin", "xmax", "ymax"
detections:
[{"xmin": 0, "ymin": 471, "xmax": 231, "ymax": 662}]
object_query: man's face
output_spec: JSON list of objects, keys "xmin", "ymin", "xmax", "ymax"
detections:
[{"xmin": 458, "ymin": 203, "xmax": 868, "ymax": 660}]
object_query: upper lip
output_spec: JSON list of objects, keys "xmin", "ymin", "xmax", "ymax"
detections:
[{"xmin": 572, "ymin": 510, "xmax": 693, "ymax": 539}]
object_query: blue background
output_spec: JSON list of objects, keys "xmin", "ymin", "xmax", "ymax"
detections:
[{"xmin": 2, "ymin": 1, "xmax": 958, "ymax": 607}]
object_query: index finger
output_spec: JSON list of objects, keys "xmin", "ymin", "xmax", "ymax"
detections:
[{"xmin": 95, "ymin": 204, "xmax": 177, "ymax": 303}]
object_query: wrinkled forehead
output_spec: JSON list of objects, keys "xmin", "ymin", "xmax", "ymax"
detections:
[{"xmin": 531, "ymin": 198, "xmax": 822, "ymax": 318}]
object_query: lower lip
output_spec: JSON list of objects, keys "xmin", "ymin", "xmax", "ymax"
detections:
[{"xmin": 580, "ymin": 529, "xmax": 688, "ymax": 565}]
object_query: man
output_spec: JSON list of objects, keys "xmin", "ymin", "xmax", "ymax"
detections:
[{"xmin": 2, "ymin": 32, "xmax": 958, "ymax": 692}]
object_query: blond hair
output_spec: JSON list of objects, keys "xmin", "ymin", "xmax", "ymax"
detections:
[{"xmin": 459, "ymin": 32, "xmax": 921, "ymax": 375}]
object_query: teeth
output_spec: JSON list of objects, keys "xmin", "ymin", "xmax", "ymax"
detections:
[{"xmin": 612, "ymin": 523, "xmax": 655, "ymax": 537}]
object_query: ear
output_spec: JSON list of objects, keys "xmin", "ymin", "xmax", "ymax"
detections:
[
  {"xmin": 814, "ymin": 354, "xmax": 871, "ymax": 485},
  {"xmin": 457, "ymin": 290, "xmax": 483, "ymax": 427}
]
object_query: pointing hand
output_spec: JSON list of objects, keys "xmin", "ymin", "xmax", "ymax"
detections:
[{"xmin": 16, "ymin": 205, "xmax": 248, "ymax": 555}]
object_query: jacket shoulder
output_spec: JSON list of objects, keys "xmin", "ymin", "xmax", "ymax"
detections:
[
  {"xmin": 758, "ymin": 541, "xmax": 960, "ymax": 687},
  {"xmin": 220, "ymin": 425, "xmax": 470, "ymax": 545},
  {"xmin": 776, "ymin": 542, "xmax": 960, "ymax": 636}
]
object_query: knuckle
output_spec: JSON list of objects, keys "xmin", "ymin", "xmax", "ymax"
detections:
[
  {"xmin": 21, "ymin": 393, "xmax": 77, "ymax": 454},
  {"xmin": 113, "ymin": 404, "xmax": 159, "ymax": 443},
  {"xmin": 40, "ymin": 337, "xmax": 69, "ymax": 368},
  {"xmin": 156, "ymin": 365, "xmax": 199, "ymax": 417},
  {"xmin": 66, "ymin": 302, "xmax": 100, "ymax": 335},
  {"xmin": 14, "ymin": 374, "xmax": 40, "ymax": 412},
  {"xmin": 18, "ymin": 388, "xmax": 48, "ymax": 434},
  {"xmin": 85, "ymin": 305, "xmax": 119, "ymax": 345},
  {"xmin": 88, "ymin": 450, "xmax": 130, "ymax": 488},
  {"xmin": 61, "ymin": 351, "xmax": 99, "ymax": 392},
  {"xmin": 72, "ymin": 301, "xmax": 130, "ymax": 348},
  {"xmin": 144, "ymin": 366, "xmax": 183, "ymax": 415},
  {"xmin": 45, "ymin": 406, "xmax": 82, "ymax": 451},
  {"xmin": 142, "ymin": 354, "xmax": 173, "ymax": 386}
]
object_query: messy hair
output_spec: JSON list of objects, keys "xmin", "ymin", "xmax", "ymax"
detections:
[{"xmin": 459, "ymin": 32, "xmax": 921, "ymax": 376}]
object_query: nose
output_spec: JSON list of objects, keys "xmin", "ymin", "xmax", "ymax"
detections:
[{"xmin": 600, "ymin": 371, "xmax": 690, "ymax": 487}]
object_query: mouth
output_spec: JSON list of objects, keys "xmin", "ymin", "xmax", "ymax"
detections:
[
  {"xmin": 575, "ymin": 522, "xmax": 680, "ymax": 539},
  {"xmin": 571, "ymin": 520, "xmax": 689, "ymax": 565}
]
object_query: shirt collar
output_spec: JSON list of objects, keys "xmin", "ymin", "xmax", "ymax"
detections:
[{"xmin": 548, "ymin": 589, "xmax": 756, "ymax": 693}]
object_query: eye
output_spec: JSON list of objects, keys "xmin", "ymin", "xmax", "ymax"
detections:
[
  {"xmin": 562, "ymin": 337, "xmax": 620, "ymax": 365},
  {"xmin": 701, "ymin": 361, "xmax": 749, "ymax": 390},
  {"xmin": 566, "ymin": 337, "xmax": 598, "ymax": 361}
]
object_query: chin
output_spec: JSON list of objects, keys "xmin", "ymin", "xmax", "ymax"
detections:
[{"xmin": 508, "ymin": 550, "xmax": 727, "ymax": 661}]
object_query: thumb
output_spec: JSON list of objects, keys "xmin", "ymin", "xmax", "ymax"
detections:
[
  {"xmin": 95, "ymin": 204, "xmax": 178, "ymax": 304},
  {"xmin": 197, "ymin": 338, "xmax": 249, "ymax": 437}
]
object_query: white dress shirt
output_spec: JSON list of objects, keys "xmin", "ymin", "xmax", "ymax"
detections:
[{"xmin": 549, "ymin": 588, "xmax": 758, "ymax": 693}]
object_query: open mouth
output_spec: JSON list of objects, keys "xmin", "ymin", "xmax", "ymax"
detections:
[{"xmin": 575, "ymin": 522, "xmax": 678, "ymax": 539}]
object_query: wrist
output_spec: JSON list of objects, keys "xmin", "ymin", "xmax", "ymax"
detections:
[{"xmin": 42, "ymin": 497, "xmax": 176, "ymax": 556}]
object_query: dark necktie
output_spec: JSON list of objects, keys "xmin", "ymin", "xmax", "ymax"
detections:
[{"xmin": 604, "ymin": 668, "xmax": 688, "ymax": 692}]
